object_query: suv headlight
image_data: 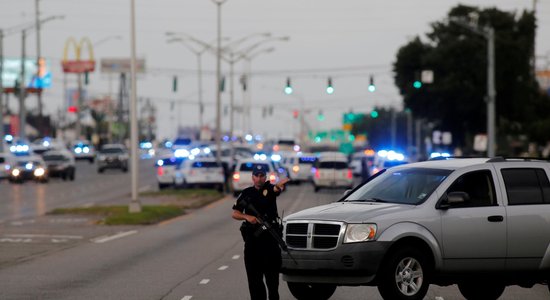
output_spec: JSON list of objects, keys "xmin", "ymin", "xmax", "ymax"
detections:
[{"xmin": 344, "ymin": 223, "xmax": 377, "ymax": 243}]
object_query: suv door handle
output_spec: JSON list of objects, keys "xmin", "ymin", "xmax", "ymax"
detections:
[{"xmin": 487, "ymin": 215, "xmax": 504, "ymax": 222}]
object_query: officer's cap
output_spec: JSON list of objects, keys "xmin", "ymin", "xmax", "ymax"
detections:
[{"xmin": 252, "ymin": 165, "xmax": 267, "ymax": 176}]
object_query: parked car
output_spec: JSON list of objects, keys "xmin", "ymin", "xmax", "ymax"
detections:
[
  {"xmin": 97, "ymin": 144, "xmax": 129, "ymax": 173},
  {"xmin": 312, "ymin": 151, "xmax": 353, "ymax": 192},
  {"xmin": 231, "ymin": 158, "xmax": 278, "ymax": 197},
  {"xmin": 156, "ymin": 156, "xmax": 186, "ymax": 189},
  {"xmin": 8, "ymin": 155, "xmax": 49, "ymax": 183},
  {"xmin": 42, "ymin": 150, "xmax": 76, "ymax": 180},
  {"xmin": 71, "ymin": 140, "xmax": 95, "ymax": 163},
  {"xmin": 281, "ymin": 157, "xmax": 550, "ymax": 300},
  {"xmin": 179, "ymin": 157, "xmax": 225, "ymax": 191}
]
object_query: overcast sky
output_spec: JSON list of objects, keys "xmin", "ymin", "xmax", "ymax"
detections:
[{"xmin": 1, "ymin": 0, "xmax": 548, "ymax": 141}]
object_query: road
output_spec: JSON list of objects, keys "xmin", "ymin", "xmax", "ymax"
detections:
[
  {"xmin": 0, "ymin": 167, "xmax": 548, "ymax": 299},
  {"xmin": 0, "ymin": 159, "xmax": 157, "ymax": 223}
]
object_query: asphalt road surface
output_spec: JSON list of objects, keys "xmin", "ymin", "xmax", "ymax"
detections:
[{"xmin": 0, "ymin": 172, "xmax": 549, "ymax": 299}]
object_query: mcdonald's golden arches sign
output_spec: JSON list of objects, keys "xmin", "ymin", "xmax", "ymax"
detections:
[{"xmin": 61, "ymin": 37, "xmax": 95, "ymax": 73}]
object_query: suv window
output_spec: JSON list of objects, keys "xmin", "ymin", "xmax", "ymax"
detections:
[
  {"xmin": 318, "ymin": 161, "xmax": 347, "ymax": 169},
  {"xmin": 192, "ymin": 161, "xmax": 219, "ymax": 168},
  {"xmin": 446, "ymin": 170, "xmax": 496, "ymax": 207},
  {"xmin": 346, "ymin": 168, "xmax": 450, "ymax": 205},
  {"xmin": 239, "ymin": 162, "xmax": 270, "ymax": 172},
  {"xmin": 501, "ymin": 168, "xmax": 550, "ymax": 205}
]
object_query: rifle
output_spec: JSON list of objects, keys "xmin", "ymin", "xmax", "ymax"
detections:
[{"xmin": 242, "ymin": 199, "xmax": 298, "ymax": 265}]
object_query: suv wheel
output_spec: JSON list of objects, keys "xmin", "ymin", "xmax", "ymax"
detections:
[
  {"xmin": 287, "ymin": 282, "xmax": 336, "ymax": 300},
  {"xmin": 458, "ymin": 281, "xmax": 505, "ymax": 300},
  {"xmin": 377, "ymin": 246, "xmax": 430, "ymax": 300}
]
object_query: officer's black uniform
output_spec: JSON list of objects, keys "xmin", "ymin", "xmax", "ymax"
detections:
[{"xmin": 233, "ymin": 180, "xmax": 282, "ymax": 300}]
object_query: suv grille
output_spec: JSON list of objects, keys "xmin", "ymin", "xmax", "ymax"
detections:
[{"xmin": 285, "ymin": 222, "xmax": 343, "ymax": 250}]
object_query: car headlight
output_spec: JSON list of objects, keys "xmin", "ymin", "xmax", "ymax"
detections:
[
  {"xmin": 12, "ymin": 169, "xmax": 21, "ymax": 177},
  {"xmin": 344, "ymin": 223, "xmax": 377, "ymax": 243},
  {"xmin": 34, "ymin": 168, "xmax": 45, "ymax": 177},
  {"xmin": 98, "ymin": 155, "xmax": 106, "ymax": 161}
]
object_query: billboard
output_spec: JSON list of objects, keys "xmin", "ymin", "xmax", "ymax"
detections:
[{"xmin": 1, "ymin": 58, "xmax": 52, "ymax": 88}]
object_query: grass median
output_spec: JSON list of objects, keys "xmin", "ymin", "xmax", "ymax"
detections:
[{"xmin": 49, "ymin": 189, "xmax": 225, "ymax": 225}]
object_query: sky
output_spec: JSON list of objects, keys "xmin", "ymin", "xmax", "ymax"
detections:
[{"xmin": 1, "ymin": 0, "xmax": 548, "ymax": 142}]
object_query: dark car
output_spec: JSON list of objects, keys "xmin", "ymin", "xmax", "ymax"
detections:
[
  {"xmin": 97, "ymin": 144, "xmax": 129, "ymax": 173},
  {"xmin": 9, "ymin": 155, "xmax": 49, "ymax": 183},
  {"xmin": 42, "ymin": 150, "xmax": 76, "ymax": 181}
]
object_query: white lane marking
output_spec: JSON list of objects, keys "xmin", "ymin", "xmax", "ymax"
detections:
[
  {"xmin": 435, "ymin": 297, "xmax": 444, "ymax": 300},
  {"xmin": 5, "ymin": 234, "xmax": 83, "ymax": 239},
  {"xmin": 181, "ymin": 296, "xmax": 193, "ymax": 300},
  {"xmin": 218, "ymin": 265, "xmax": 228, "ymax": 270},
  {"xmin": 232, "ymin": 255, "xmax": 240, "ymax": 260},
  {"xmin": 91, "ymin": 230, "xmax": 137, "ymax": 243},
  {"xmin": 199, "ymin": 279, "xmax": 210, "ymax": 285}
]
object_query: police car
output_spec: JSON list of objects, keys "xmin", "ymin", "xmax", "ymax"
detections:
[
  {"xmin": 71, "ymin": 140, "xmax": 95, "ymax": 163},
  {"xmin": 231, "ymin": 158, "xmax": 278, "ymax": 197}
]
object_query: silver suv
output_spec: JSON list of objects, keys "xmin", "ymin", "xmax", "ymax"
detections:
[{"xmin": 282, "ymin": 157, "xmax": 550, "ymax": 300}]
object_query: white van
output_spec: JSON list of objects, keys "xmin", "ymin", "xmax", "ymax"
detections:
[{"xmin": 312, "ymin": 151, "xmax": 353, "ymax": 192}]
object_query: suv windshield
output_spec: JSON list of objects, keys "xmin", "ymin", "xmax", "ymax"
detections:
[
  {"xmin": 345, "ymin": 168, "xmax": 451, "ymax": 205},
  {"xmin": 100, "ymin": 148, "xmax": 124, "ymax": 154}
]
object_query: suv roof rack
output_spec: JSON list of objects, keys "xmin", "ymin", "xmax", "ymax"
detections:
[{"xmin": 486, "ymin": 156, "xmax": 549, "ymax": 163}]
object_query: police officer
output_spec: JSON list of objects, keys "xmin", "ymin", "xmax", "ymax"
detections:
[{"xmin": 232, "ymin": 164, "xmax": 290, "ymax": 300}]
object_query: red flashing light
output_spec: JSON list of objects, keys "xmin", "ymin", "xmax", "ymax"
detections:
[
  {"xmin": 157, "ymin": 166, "xmax": 164, "ymax": 176},
  {"xmin": 68, "ymin": 106, "xmax": 79, "ymax": 113}
]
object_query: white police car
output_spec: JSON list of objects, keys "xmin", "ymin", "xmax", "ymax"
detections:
[{"xmin": 71, "ymin": 140, "xmax": 95, "ymax": 163}]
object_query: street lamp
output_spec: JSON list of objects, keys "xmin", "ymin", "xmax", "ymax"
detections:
[
  {"xmin": 450, "ymin": 16, "xmax": 496, "ymax": 157},
  {"xmin": 165, "ymin": 34, "xmax": 222, "ymax": 132},
  {"xmin": 211, "ymin": 0, "xmax": 227, "ymax": 165}
]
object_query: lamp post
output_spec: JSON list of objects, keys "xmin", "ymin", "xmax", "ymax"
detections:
[
  {"xmin": 129, "ymin": 0, "xmax": 141, "ymax": 213},
  {"xmin": 165, "ymin": 35, "xmax": 218, "ymax": 132},
  {"xmin": 212, "ymin": 0, "xmax": 227, "ymax": 165},
  {"xmin": 450, "ymin": 17, "xmax": 496, "ymax": 157}
]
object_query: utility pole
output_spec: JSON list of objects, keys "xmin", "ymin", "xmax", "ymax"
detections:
[
  {"xmin": 450, "ymin": 17, "xmax": 496, "ymax": 157},
  {"xmin": 35, "ymin": 0, "xmax": 44, "ymax": 119},
  {"xmin": 19, "ymin": 29, "xmax": 27, "ymax": 140}
]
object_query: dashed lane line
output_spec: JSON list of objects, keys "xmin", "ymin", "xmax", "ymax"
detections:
[
  {"xmin": 199, "ymin": 279, "xmax": 210, "ymax": 285},
  {"xmin": 181, "ymin": 296, "xmax": 193, "ymax": 300},
  {"xmin": 90, "ymin": 230, "xmax": 138, "ymax": 243},
  {"xmin": 218, "ymin": 265, "xmax": 228, "ymax": 271},
  {"xmin": 232, "ymin": 255, "xmax": 240, "ymax": 260}
]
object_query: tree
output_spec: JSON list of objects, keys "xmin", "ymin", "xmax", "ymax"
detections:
[{"xmin": 393, "ymin": 5, "xmax": 550, "ymax": 153}]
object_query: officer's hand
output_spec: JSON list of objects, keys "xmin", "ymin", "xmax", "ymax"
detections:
[
  {"xmin": 276, "ymin": 178, "xmax": 290, "ymax": 191},
  {"xmin": 246, "ymin": 215, "xmax": 258, "ymax": 224}
]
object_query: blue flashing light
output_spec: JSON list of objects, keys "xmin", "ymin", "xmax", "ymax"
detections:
[
  {"xmin": 203, "ymin": 147, "xmax": 211, "ymax": 154},
  {"xmin": 5, "ymin": 135, "xmax": 13, "ymax": 142},
  {"xmin": 164, "ymin": 141, "xmax": 173, "ymax": 148},
  {"xmin": 191, "ymin": 148, "xmax": 201, "ymax": 156},
  {"xmin": 377, "ymin": 150, "xmax": 388, "ymax": 157},
  {"xmin": 140, "ymin": 142, "xmax": 153, "ymax": 149},
  {"xmin": 271, "ymin": 154, "xmax": 282, "ymax": 162},
  {"xmin": 25, "ymin": 163, "xmax": 33, "ymax": 170},
  {"xmin": 430, "ymin": 152, "xmax": 451, "ymax": 159},
  {"xmin": 245, "ymin": 134, "xmax": 253, "ymax": 142},
  {"xmin": 222, "ymin": 136, "xmax": 230, "ymax": 142}
]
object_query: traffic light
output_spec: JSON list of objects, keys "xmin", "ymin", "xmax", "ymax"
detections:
[
  {"xmin": 292, "ymin": 109, "xmax": 299, "ymax": 119},
  {"xmin": 368, "ymin": 75, "xmax": 376, "ymax": 92},
  {"xmin": 317, "ymin": 110, "xmax": 325, "ymax": 121},
  {"xmin": 326, "ymin": 77, "xmax": 334, "ymax": 94},
  {"xmin": 413, "ymin": 80, "xmax": 422, "ymax": 89},
  {"xmin": 219, "ymin": 75, "xmax": 225, "ymax": 92},
  {"xmin": 370, "ymin": 110, "xmax": 378, "ymax": 118},
  {"xmin": 172, "ymin": 76, "xmax": 177, "ymax": 92},
  {"xmin": 284, "ymin": 77, "xmax": 293, "ymax": 95},
  {"xmin": 84, "ymin": 72, "xmax": 89, "ymax": 85}
]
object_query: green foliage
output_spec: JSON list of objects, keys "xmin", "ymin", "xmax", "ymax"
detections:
[
  {"xmin": 50, "ymin": 205, "xmax": 185, "ymax": 225},
  {"xmin": 393, "ymin": 5, "xmax": 550, "ymax": 151}
]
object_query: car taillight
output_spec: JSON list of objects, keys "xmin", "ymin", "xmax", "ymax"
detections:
[
  {"xmin": 157, "ymin": 166, "xmax": 163, "ymax": 176},
  {"xmin": 315, "ymin": 169, "xmax": 320, "ymax": 179},
  {"xmin": 233, "ymin": 172, "xmax": 240, "ymax": 181},
  {"xmin": 347, "ymin": 169, "xmax": 353, "ymax": 179}
]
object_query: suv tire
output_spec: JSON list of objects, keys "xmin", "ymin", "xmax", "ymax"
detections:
[
  {"xmin": 377, "ymin": 246, "xmax": 430, "ymax": 300},
  {"xmin": 458, "ymin": 281, "xmax": 505, "ymax": 300},
  {"xmin": 287, "ymin": 282, "xmax": 336, "ymax": 300}
]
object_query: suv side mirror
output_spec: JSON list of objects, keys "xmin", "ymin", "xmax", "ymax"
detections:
[
  {"xmin": 343, "ymin": 189, "xmax": 352, "ymax": 197},
  {"xmin": 437, "ymin": 191, "xmax": 470, "ymax": 209}
]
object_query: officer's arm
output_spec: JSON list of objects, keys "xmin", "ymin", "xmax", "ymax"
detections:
[
  {"xmin": 273, "ymin": 178, "xmax": 290, "ymax": 193},
  {"xmin": 232, "ymin": 209, "xmax": 258, "ymax": 224}
]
